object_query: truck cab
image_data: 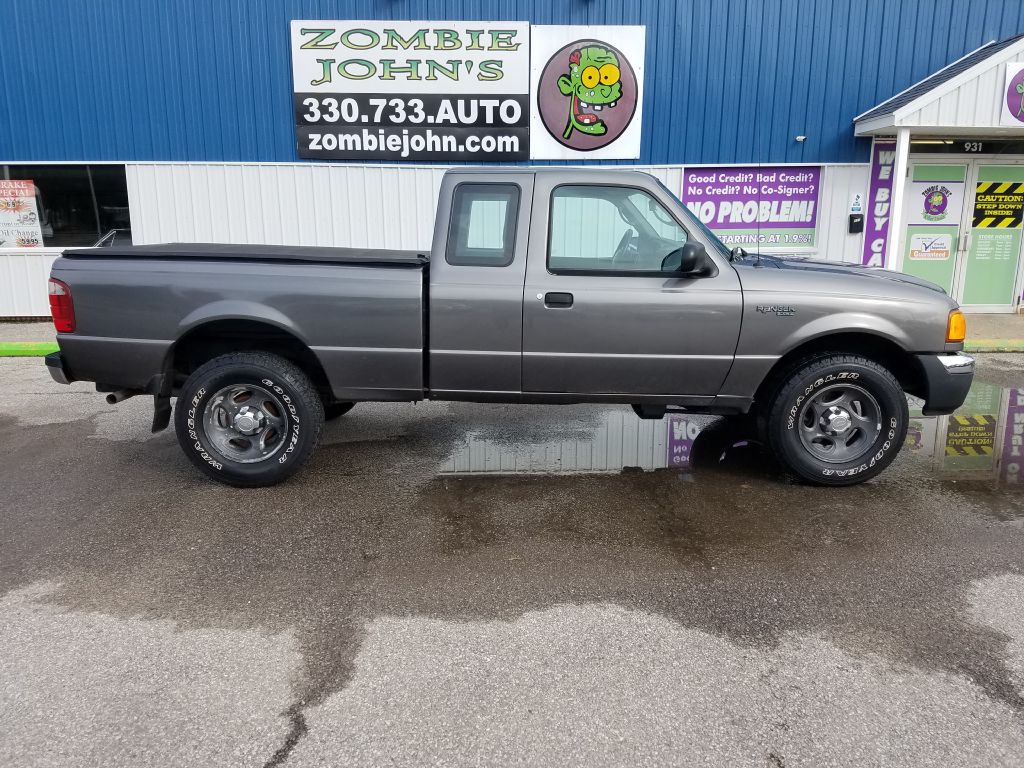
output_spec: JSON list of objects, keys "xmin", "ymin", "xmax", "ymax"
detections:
[{"xmin": 427, "ymin": 169, "xmax": 741, "ymax": 407}]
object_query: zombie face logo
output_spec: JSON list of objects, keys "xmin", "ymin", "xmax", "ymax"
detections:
[
  {"xmin": 922, "ymin": 185, "xmax": 951, "ymax": 221},
  {"xmin": 557, "ymin": 46, "xmax": 622, "ymax": 139},
  {"xmin": 537, "ymin": 39, "xmax": 638, "ymax": 152},
  {"xmin": 1007, "ymin": 67, "xmax": 1024, "ymax": 123}
]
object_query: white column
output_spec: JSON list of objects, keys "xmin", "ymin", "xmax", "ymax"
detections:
[{"xmin": 884, "ymin": 127, "xmax": 911, "ymax": 271}]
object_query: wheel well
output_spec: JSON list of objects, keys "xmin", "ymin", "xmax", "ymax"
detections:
[
  {"xmin": 168, "ymin": 320, "xmax": 333, "ymax": 402},
  {"xmin": 754, "ymin": 332, "xmax": 925, "ymax": 407}
]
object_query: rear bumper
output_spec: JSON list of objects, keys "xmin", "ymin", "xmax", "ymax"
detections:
[
  {"xmin": 44, "ymin": 351, "xmax": 75, "ymax": 386},
  {"xmin": 915, "ymin": 353, "xmax": 974, "ymax": 415}
]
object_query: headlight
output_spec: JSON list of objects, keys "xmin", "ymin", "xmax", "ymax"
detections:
[{"xmin": 946, "ymin": 309, "xmax": 966, "ymax": 343}]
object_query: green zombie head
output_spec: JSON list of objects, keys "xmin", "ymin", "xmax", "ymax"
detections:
[{"xmin": 556, "ymin": 46, "xmax": 623, "ymax": 140}]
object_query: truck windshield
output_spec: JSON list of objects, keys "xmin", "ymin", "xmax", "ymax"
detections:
[{"xmin": 654, "ymin": 179, "xmax": 732, "ymax": 259}]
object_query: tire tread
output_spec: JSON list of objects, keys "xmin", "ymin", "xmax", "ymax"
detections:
[
  {"xmin": 174, "ymin": 351, "xmax": 324, "ymax": 487},
  {"xmin": 764, "ymin": 352, "xmax": 907, "ymax": 486}
]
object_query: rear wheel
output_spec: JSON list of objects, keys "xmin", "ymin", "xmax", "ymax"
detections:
[
  {"xmin": 174, "ymin": 352, "xmax": 324, "ymax": 487},
  {"xmin": 763, "ymin": 354, "xmax": 908, "ymax": 486}
]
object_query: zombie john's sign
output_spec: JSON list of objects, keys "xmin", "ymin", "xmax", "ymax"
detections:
[
  {"xmin": 682, "ymin": 166, "xmax": 822, "ymax": 249},
  {"xmin": 291, "ymin": 21, "xmax": 530, "ymax": 161},
  {"xmin": 290, "ymin": 22, "xmax": 648, "ymax": 162}
]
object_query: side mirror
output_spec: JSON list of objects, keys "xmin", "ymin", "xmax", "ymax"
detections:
[
  {"xmin": 730, "ymin": 246, "xmax": 748, "ymax": 261},
  {"xmin": 661, "ymin": 242, "xmax": 707, "ymax": 274}
]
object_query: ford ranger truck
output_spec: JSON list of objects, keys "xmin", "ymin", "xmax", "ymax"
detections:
[{"xmin": 44, "ymin": 168, "xmax": 974, "ymax": 487}]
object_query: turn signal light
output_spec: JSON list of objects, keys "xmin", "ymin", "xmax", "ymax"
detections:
[
  {"xmin": 946, "ymin": 309, "xmax": 966, "ymax": 343},
  {"xmin": 48, "ymin": 278, "xmax": 75, "ymax": 333}
]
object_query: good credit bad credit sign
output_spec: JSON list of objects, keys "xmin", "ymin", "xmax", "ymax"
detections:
[
  {"xmin": 291, "ymin": 21, "xmax": 530, "ymax": 161},
  {"xmin": 682, "ymin": 166, "xmax": 821, "ymax": 249}
]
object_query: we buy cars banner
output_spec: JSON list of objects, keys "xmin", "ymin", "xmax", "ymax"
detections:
[{"xmin": 290, "ymin": 21, "xmax": 647, "ymax": 162}]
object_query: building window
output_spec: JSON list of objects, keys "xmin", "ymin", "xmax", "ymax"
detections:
[{"xmin": 0, "ymin": 164, "xmax": 129, "ymax": 248}]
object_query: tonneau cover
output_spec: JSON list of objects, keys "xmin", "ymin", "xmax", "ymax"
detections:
[{"xmin": 63, "ymin": 242, "xmax": 427, "ymax": 267}]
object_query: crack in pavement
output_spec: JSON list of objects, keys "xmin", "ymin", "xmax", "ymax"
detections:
[{"xmin": 263, "ymin": 704, "xmax": 308, "ymax": 768}]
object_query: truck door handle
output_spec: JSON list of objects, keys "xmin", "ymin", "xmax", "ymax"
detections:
[{"xmin": 544, "ymin": 292, "xmax": 574, "ymax": 308}]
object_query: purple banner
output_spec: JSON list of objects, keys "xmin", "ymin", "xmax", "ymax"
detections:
[
  {"xmin": 1001, "ymin": 388, "xmax": 1024, "ymax": 485},
  {"xmin": 862, "ymin": 138, "xmax": 897, "ymax": 266},
  {"xmin": 681, "ymin": 165, "xmax": 820, "ymax": 249}
]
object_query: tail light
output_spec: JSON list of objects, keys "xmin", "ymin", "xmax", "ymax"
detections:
[{"xmin": 48, "ymin": 278, "xmax": 75, "ymax": 333}]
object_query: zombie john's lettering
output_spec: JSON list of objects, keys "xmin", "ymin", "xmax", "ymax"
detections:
[{"xmin": 556, "ymin": 46, "xmax": 622, "ymax": 140}]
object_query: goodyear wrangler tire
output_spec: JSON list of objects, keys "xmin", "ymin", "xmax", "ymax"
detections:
[
  {"xmin": 764, "ymin": 354, "xmax": 908, "ymax": 486},
  {"xmin": 174, "ymin": 352, "xmax": 324, "ymax": 487}
]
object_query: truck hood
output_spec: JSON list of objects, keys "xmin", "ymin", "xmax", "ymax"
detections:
[{"xmin": 737, "ymin": 253, "xmax": 946, "ymax": 294}]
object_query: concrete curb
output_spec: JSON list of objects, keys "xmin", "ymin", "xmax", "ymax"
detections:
[
  {"xmin": 0, "ymin": 342, "xmax": 59, "ymax": 357},
  {"xmin": 964, "ymin": 340, "xmax": 1024, "ymax": 353}
]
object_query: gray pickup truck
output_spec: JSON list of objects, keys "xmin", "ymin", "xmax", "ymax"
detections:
[{"xmin": 45, "ymin": 168, "xmax": 974, "ymax": 487}]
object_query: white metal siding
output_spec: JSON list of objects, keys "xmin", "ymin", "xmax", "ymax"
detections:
[
  {"xmin": 899, "ymin": 50, "xmax": 1024, "ymax": 130},
  {"xmin": 127, "ymin": 163, "xmax": 447, "ymax": 250},
  {"xmin": 125, "ymin": 162, "xmax": 864, "ymax": 260},
  {"xmin": 0, "ymin": 249, "xmax": 61, "ymax": 316},
  {"xmin": 817, "ymin": 165, "xmax": 871, "ymax": 264}
]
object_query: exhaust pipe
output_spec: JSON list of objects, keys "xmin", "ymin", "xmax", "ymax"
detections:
[{"xmin": 105, "ymin": 390, "xmax": 137, "ymax": 405}]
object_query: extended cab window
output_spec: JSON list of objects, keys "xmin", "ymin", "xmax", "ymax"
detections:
[
  {"xmin": 548, "ymin": 185, "xmax": 690, "ymax": 273},
  {"xmin": 446, "ymin": 183, "xmax": 520, "ymax": 267}
]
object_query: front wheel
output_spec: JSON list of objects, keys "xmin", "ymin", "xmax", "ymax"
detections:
[
  {"xmin": 174, "ymin": 352, "xmax": 324, "ymax": 487},
  {"xmin": 763, "ymin": 354, "xmax": 908, "ymax": 486}
]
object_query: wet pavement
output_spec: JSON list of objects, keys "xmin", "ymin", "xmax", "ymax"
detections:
[{"xmin": 1, "ymin": 354, "xmax": 1023, "ymax": 767}]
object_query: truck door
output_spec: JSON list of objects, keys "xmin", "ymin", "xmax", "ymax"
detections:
[
  {"xmin": 428, "ymin": 172, "xmax": 534, "ymax": 396},
  {"xmin": 522, "ymin": 174, "xmax": 742, "ymax": 399}
]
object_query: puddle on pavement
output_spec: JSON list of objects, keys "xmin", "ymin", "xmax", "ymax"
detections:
[{"xmin": 438, "ymin": 379, "xmax": 1024, "ymax": 513}]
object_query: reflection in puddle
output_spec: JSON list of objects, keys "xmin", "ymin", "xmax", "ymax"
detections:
[
  {"xmin": 441, "ymin": 410, "xmax": 768, "ymax": 478},
  {"xmin": 441, "ymin": 381, "xmax": 1024, "ymax": 498},
  {"xmin": 912, "ymin": 383, "xmax": 1024, "ymax": 492}
]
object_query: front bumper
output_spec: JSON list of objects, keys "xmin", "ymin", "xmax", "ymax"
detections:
[
  {"xmin": 44, "ymin": 351, "xmax": 75, "ymax": 386},
  {"xmin": 915, "ymin": 353, "xmax": 974, "ymax": 415}
]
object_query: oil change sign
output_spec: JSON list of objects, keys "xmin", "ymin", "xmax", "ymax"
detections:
[
  {"xmin": 681, "ymin": 166, "xmax": 821, "ymax": 249},
  {"xmin": 0, "ymin": 180, "xmax": 43, "ymax": 248},
  {"xmin": 291, "ymin": 21, "xmax": 530, "ymax": 161}
]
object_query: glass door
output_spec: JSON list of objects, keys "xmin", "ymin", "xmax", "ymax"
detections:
[
  {"xmin": 899, "ymin": 162, "xmax": 967, "ymax": 295},
  {"xmin": 956, "ymin": 164, "xmax": 1024, "ymax": 312}
]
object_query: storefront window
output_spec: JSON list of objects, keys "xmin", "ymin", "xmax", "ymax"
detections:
[{"xmin": 1, "ymin": 165, "xmax": 129, "ymax": 248}]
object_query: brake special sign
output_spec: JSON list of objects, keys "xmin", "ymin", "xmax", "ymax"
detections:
[{"xmin": 682, "ymin": 165, "xmax": 821, "ymax": 250}]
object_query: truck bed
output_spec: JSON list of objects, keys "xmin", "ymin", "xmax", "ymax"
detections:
[
  {"xmin": 52, "ymin": 244, "xmax": 427, "ymax": 401},
  {"xmin": 64, "ymin": 242, "xmax": 427, "ymax": 267}
]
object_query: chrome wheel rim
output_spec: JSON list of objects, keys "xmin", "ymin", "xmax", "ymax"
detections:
[
  {"xmin": 797, "ymin": 383, "xmax": 881, "ymax": 464},
  {"xmin": 202, "ymin": 384, "xmax": 288, "ymax": 464}
]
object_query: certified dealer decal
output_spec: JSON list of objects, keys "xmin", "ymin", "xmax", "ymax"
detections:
[{"xmin": 536, "ymin": 40, "xmax": 637, "ymax": 151}]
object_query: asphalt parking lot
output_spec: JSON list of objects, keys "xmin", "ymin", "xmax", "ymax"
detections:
[{"xmin": 2, "ymin": 354, "xmax": 1023, "ymax": 767}]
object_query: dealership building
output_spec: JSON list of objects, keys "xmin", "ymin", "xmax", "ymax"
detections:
[{"xmin": 4, "ymin": 1, "xmax": 1024, "ymax": 316}]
